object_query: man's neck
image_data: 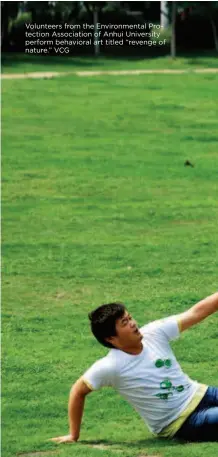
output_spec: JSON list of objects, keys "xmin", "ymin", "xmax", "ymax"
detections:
[{"xmin": 119, "ymin": 341, "xmax": 143, "ymax": 355}]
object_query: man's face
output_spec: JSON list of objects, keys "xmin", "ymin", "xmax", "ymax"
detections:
[{"xmin": 107, "ymin": 310, "xmax": 142, "ymax": 349}]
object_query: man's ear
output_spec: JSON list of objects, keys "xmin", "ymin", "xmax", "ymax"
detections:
[{"xmin": 105, "ymin": 335, "xmax": 116, "ymax": 345}]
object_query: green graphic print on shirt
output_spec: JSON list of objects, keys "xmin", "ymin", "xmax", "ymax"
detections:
[{"xmin": 154, "ymin": 359, "xmax": 185, "ymax": 400}]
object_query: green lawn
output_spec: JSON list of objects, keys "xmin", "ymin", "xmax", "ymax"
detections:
[
  {"xmin": 2, "ymin": 63, "xmax": 218, "ymax": 457},
  {"xmin": 2, "ymin": 51, "xmax": 218, "ymax": 74}
]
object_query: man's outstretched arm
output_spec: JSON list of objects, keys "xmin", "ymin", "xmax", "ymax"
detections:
[
  {"xmin": 50, "ymin": 377, "xmax": 92, "ymax": 444},
  {"xmin": 178, "ymin": 292, "xmax": 218, "ymax": 332}
]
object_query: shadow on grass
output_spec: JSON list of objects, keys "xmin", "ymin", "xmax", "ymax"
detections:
[
  {"xmin": 185, "ymin": 51, "xmax": 218, "ymax": 68},
  {"xmin": 79, "ymin": 438, "xmax": 180, "ymax": 449},
  {"xmin": 1, "ymin": 53, "xmax": 160, "ymax": 69},
  {"xmin": 2, "ymin": 50, "xmax": 218, "ymax": 71}
]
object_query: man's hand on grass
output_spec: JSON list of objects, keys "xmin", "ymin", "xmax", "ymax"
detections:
[{"xmin": 50, "ymin": 434, "xmax": 78, "ymax": 444}]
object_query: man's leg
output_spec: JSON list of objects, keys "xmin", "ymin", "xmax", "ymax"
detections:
[
  {"xmin": 175, "ymin": 387, "xmax": 218, "ymax": 442},
  {"xmin": 200, "ymin": 386, "xmax": 218, "ymax": 407}
]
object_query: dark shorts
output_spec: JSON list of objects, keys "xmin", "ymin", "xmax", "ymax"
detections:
[{"xmin": 174, "ymin": 386, "xmax": 218, "ymax": 442}]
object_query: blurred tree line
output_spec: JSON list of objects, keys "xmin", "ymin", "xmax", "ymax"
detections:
[{"xmin": 1, "ymin": 1, "xmax": 218, "ymax": 56}]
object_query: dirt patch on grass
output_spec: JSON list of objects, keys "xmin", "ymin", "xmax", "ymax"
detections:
[
  {"xmin": 87, "ymin": 445, "xmax": 160, "ymax": 456},
  {"xmin": 2, "ymin": 68, "xmax": 218, "ymax": 80},
  {"xmin": 18, "ymin": 452, "xmax": 58, "ymax": 457},
  {"xmin": 138, "ymin": 455, "xmax": 161, "ymax": 457},
  {"xmin": 18, "ymin": 447, "xmax": 160, "ymax": 456},
  {"xmin": 88, "ymin": 444, "xmax": 122, "ymax": 451}
]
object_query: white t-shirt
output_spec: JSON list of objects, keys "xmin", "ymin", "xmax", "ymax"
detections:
[{"xmin": 83, "ymin": 317, "xmax": 199, "ymax": 434}]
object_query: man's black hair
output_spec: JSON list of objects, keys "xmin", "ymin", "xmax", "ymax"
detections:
[{"xmin": 88, "ymin": 302, "xmax": 126, "ymax": 349}]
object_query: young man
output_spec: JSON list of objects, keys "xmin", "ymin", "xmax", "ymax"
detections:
[{"xmin": 51, "ymin": 292, "xmax": 218, "ymax": 443}]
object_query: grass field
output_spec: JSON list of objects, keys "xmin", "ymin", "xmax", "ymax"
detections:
[
  {"xmin": 2, "ymin": 52, "xmax": 218, "ymax": 74},
  {"xmin": 2, "ymin": 58, "xmax": 218, "ymax": 457}
]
